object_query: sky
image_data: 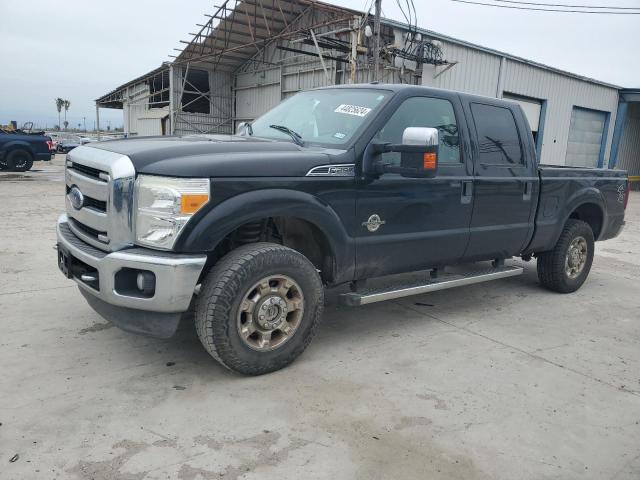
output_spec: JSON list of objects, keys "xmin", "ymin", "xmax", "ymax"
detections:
[{"xmin": 1, "ymin": 0, "xmax": 638, "ymax": 130}]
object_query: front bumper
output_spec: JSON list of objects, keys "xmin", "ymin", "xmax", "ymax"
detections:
[{"xmin": 56, "ymin": 214, "xmax": 207, "ymax": 337}]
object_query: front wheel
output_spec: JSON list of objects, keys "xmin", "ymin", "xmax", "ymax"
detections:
[
  {"xmin": 195, "ymin": 243, "xmax": 324, "ymax": 375},
  {"xmin": 537, "ymin": 219, "xmax": 595, "ymax": 293}
]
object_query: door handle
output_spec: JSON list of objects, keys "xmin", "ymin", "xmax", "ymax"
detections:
[
  {"xmin": 461, "ymin": 180, "xmax": 473, "ymax": 204},
  {"xmin": 523, "ymin": 181, "xmax": 532, "ymax": 201}
]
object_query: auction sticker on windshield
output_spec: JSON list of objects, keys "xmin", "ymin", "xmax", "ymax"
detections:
[{"xmin": 334, "ymin": 104, "xmax": 372, "ymax": 117}]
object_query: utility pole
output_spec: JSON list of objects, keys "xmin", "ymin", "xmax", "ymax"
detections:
[
  {"xmin": 83, "ymin": 116, "xmax": 86, "ymax": 132},
  {"xmin": 373, "ymin": 0, "xmax": 382, "ymax": 81}
]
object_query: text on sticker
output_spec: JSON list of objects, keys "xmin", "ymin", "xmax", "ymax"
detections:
[{"xmin": 334, "ymin": 104, "xmax": 372, "ymax": 117}]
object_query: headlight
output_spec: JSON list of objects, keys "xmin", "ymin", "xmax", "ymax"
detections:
[{"xmin": 135, "ymin": 175, "xmax": 209, "ymax": 249}]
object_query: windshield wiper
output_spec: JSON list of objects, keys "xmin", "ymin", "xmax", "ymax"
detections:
[{"xmin": 269, "ymin": 124, "xmax": 303, "ymax": 147}]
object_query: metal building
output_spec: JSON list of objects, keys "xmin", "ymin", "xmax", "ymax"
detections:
[{"xmin": 95, "ymin": 0, "xmax": 639, "ymax": 178}]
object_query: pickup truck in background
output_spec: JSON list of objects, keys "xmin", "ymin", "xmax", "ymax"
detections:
[
  {"xmin": 0, "ymin": 127, "xmax": 54, "ymax": 171},
  {"xmin": 56, "ymin": 84, "xmax": 629, "ymax": 375}
]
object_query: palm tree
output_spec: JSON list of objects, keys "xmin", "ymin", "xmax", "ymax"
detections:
[
  {"xmin": 55, "ymin": 98, "xmax": 65, "ymax": 131},
  {"xmin": 63, "ymin": 100, "xmax": 71, "ymax": 130}
]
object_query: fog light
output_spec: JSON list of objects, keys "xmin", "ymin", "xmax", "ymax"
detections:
[{"xmin": 136, "ymin": 271, "xmax": 156, "ymax": 295}]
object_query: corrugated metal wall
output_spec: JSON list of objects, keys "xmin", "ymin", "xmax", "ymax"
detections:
[
  {"xmin": 503, "ymin": 60, "xmax": 618, "ymax": 166},
  {"xmin": 420, "ymin": 40, "xmax": 619, "ymax": 166},
  {"xmin": 235, "ymin": 67, "xmax": 282, "ymax": 126},
  {"xmin": 617, "ymin": 102, "xmax": 640, "ymax": 175},
  {"xmin": 123, "ymin": 82, "xmax": 157, "ymax": 136},
  {"xmin": 422, "ymin": 41, "xmax": 501, "ymax": 97}
]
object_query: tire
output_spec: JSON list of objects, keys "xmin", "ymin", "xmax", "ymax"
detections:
[
  {"xmin": 537, "ymin": 219, "xmax": 594, "ymax": 293},
  {"xmin": 195, "ymin": 242, "xmax": 324, "ymax": 375},
  {"xmin": 6, "ymin": 149, "xmax": 33, "ymax": 172}
]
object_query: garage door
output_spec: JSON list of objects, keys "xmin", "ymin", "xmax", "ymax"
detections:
[{"xmin": 565, "ymin": 107, "xmax": 608, "ymax": 167}]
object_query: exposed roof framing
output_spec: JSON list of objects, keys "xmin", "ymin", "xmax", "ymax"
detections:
[
  {"xmin": 95, "ymin": 65, "xmax": 169, "ymax": 108},
  {"xmin": 172, "ymin": 0, "xmax": 360, "ymax": 70}
]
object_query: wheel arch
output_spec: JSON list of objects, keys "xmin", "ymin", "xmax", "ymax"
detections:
[
  {"xmin": 175, "ymin": 189, "xmax": 356, "ymax": 284},
  {"xmin": 567, "ymin": 202, "xmax": 604, "ymax": 240},
  {"xmin": 3, "ymin": 141, "xmax": 35, "ymax": 158},
  {"xmin": 563, "ymin": 187, "xmax": 606, "ymax": 240}
]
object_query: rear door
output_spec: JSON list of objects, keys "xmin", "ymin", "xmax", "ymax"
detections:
[
  {"xmin": 355, "ymin": 93, "xmax": 474, "ymax": 278},
  {"xmin": 463, "ymin": 101, "xmax": 538, "ymax": 259}
]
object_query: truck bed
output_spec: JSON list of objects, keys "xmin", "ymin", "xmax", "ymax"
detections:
[{"xmin": 525, "ymin": 165, "xmax": 628, "ymax": 254}]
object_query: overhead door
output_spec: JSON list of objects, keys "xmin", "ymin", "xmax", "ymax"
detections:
[
  {"xmin": 565, "ymin": 107, "xmax": 608, "ymax": 167},
  {"xmin": 503, "ymin": 93, "xmax": 542, "ymax": 132}
]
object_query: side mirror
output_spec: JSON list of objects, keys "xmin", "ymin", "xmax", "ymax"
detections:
[
  {"xmin": 372, "ymin": 127, "xmax": 439, "ymax": 178},
  {"xmin": 399, "ymin": 127, "xmax": 439, "ymax": 177},
  {"xmin": 236, "ymin": 121, "xmax": 252, "ymax": 136}
]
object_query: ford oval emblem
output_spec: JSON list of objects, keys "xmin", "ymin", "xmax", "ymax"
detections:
[{"xmin": 68, "ymin": 186, "xmax": 84, "ymax": 210}]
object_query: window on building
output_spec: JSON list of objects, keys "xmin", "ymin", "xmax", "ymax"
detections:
[
  {"xmin": 374, "ymin": 96, "xmax": 461, "ymax": 165},
  {"xmin": 181, "ymin": 68, "xmax": 210, "ymax": 114},
  {"xmin": 471, "ymin": 103, "xmax": 523, "ymax": 165},
  {"xmin": 565, "ymin": 106, "xmax": 608, "ymax": 168},
  {"xmin": 148, "ymin": 70, "xmax": 169, "ymax": 109}
]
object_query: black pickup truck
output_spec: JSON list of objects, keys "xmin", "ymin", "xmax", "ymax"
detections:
[
  {"xmin": 0, "ymin": 128, "xmax": 53, "ymax": 171},
  {"xmin": 56, "ymin": 84, "xmax": 629, "ymax": 375}
]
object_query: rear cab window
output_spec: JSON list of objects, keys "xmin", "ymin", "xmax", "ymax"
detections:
[{"xmin": 470, "ymin": 103, "xmax": 524, "ymax": 166}]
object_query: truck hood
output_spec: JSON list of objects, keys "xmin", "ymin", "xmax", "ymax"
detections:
[{"xmin": 87, "ymin": 134, "xmax": 346, "ymax": 177}]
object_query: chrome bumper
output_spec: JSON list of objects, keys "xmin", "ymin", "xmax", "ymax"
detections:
[{"xmin": 56, "ymin": 214, "xmax": 206, "ymax": 313}]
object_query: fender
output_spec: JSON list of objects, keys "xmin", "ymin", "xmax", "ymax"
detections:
[
  {"xmin": 174, "ymin": 188, "xmax": 356, "ymax": 284},
  {"xmin": 1, "ymin": 140, "xmax": 35, "ymax": 156}
]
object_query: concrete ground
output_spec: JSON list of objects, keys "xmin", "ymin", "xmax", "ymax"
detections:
[{"xmin": 1, "ymin": 155, "xmax": 639, "ymax": 480}]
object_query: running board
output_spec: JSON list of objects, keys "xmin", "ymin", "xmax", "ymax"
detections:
[{"xmin": 339, "ymin": 265, "xmax": 523, "ymax": 306}]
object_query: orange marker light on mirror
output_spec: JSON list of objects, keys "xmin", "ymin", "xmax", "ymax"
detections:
[
  {"xmin": 181, "ymin": 194, "xmax": 209, "ymax": 214},
  {"xmin": 423, "ymin": 152, "xmax": 437, "ymax": 170}
]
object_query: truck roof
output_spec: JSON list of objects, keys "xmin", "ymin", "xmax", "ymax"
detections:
[{"xmin": 317, "ymin": 83, "xmax": 518, "ymax": 107}]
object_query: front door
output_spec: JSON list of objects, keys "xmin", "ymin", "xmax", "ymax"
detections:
[{"xmin": 355, "ymin": 95, "xmax": 474, "ymax": 278}]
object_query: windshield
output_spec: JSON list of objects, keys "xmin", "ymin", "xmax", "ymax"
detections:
[{"xmin": 249, "ymin": 89, "xmax": 389, "ymax": 147}]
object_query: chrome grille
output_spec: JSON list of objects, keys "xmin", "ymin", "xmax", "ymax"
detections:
[
  {"xmin": 65, "ymin": 146, "xmax": 136, "ymax": 252},
  {"xmin": 68, "ymin": 162, "xmax": 108, "ymax": 181}
]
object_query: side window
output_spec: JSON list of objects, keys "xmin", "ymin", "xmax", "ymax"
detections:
[
  {"xmin": 375, "ymin": 97, "xmax": 461, "ymax": 166},
  {"xmin": 470, "ymin": 103, "xmax": 523, "ymax": 165}
]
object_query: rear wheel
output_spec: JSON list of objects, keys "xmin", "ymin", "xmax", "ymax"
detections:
[
  {"xmin": 5, "ymin": 149, "xmax": 33, "ymax": 171},
  {"xmin": 537, "ymin": 219, "xmax": 594, "ymax": 293},
  {"xmin": 195, "ymin": 243, "xmax": 324, "ymax": 375}
]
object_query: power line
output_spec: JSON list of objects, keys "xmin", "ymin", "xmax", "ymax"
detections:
[
  {"xmin": 451, "ymin": 0, "xmax": 640, "ymax": 13},
  {"xmin": 492, "ymin": 0, "xmax": 640, "ymax": 9}
]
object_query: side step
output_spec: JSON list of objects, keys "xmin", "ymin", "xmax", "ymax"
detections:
[{"xmin": 339, "ymin": 264, "xmax": 523, "ymax": 306}]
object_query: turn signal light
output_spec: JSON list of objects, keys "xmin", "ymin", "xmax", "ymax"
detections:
[
  {"xmin": 181, "ymin": 194, "xmax": 209, "ymax": 214},
  {"xmin": 423, "ymin": 152, "xmax": 437, "ymax": 170}
]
